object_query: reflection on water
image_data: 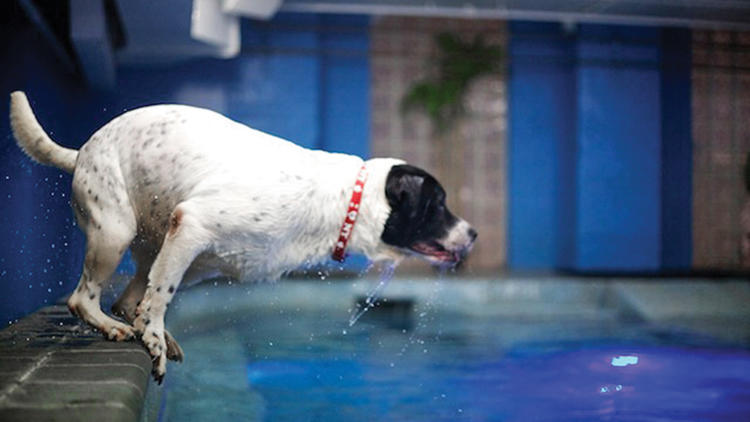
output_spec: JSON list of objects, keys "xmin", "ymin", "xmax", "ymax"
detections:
[{"xmin": 159, "ymin": 300, "xmax": 750, "ymax": 422}]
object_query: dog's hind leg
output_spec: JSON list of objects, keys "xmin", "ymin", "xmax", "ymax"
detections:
[
  {"xmin": 67, "ymin": 221, "xmax": 137, "ymax": 341},
  {"xmin": 112, "ymin": 247, "xmax": 184, "ymax": 361},
  {"xmin": 133, "ymin": 203, "xmax": 210, "ymax": 382},
  {"xmin": 111, "ymin": 247, "xmax": 153, "ymax": 322}
]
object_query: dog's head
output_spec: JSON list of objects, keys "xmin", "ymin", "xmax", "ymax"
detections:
[{"xmin": 381, "ymin": 164, "xmax": 477, "ymax": 267}]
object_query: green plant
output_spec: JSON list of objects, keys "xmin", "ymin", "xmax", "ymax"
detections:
[{"xmin": 401, "ymin": 32, "xmax": 503, "ymax": 129}]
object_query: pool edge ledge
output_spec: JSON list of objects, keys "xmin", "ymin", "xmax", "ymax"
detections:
[{"xmin": 0, "ymin": 304, "xmax": 152, "ymax": 422}]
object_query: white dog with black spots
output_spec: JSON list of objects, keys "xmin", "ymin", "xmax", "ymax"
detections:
[{"xmin": 10, "ymin": 91, "xmax": 476, "ymax": 382}]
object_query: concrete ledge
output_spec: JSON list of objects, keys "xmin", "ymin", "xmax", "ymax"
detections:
[{"xmin": 0, "ymin": 305, "xmax": 151, "ymax": 422}]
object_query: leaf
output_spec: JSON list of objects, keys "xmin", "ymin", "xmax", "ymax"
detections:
[{"xmin": 400, "ymin": 31, "xmax": 503, "ymax": 131}]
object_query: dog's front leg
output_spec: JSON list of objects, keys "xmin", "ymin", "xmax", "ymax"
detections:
[{"xmin": 133, "ymin": 205, "xmax": 209, "ymax": 383}]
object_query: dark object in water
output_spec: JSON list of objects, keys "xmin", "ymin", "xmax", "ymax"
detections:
[{"xmin": 353, "ymin": 296, "xmax": 414, "ymax": 330}]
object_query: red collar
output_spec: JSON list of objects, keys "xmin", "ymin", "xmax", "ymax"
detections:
[{"xmin": 332, "ymin": 164, "xmax": 368, "ymax": 262}]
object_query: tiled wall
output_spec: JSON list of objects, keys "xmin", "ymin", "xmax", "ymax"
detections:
[
  {"xmin": 370, "ymin": 17, "xmax": 507, "ymax": 274},
  {"xmin": 692, "ymin": 30, "xmax": 750, "ymax": 269}
]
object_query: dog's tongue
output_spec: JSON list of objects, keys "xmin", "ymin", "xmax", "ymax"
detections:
[{"xmin": 411, "ymin": 241, "xmax": 454, "ymax": 261}]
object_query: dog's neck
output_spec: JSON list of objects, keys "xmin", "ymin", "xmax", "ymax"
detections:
[{"xmin": 326, "ymin": 157, "xmax": 405, "ymax": 264}]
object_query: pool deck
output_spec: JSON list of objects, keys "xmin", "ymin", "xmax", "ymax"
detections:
[
  {"xmin": 0, "ymin": 277, "xmax": 748, "ymax": 422},
  {"xmin": 0, "ymin": 304, "xmax": 152, "ymax": 422}
]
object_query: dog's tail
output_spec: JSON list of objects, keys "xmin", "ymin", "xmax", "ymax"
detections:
[{"xmin": 9, "ymin": 91, "xmax": 78, "ymax": 174}]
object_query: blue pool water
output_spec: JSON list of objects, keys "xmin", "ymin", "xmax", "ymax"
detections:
[{"xmin": 156, "ymin": 281, "xmax": 750, "ymax": 421}]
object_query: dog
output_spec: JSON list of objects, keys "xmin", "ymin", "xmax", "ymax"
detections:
[{"xmin": 9, "ymin": 91, "xmax": 477, "ymax": 382}]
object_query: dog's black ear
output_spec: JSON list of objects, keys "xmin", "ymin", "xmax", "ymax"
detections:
[
  {"xmin": 384, "ymin": 165, "xmax": 428, "ymax": 217},
  {"xmin": 382, "ymin": 164, "xmax": 446, "ymax": 247}
]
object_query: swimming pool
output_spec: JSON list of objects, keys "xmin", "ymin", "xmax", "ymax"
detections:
[{"xmin": 148, "ymin": 278, "xmax": 750, "ymax": 421}]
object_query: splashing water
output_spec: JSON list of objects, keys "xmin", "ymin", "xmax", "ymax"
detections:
[
  {"xmin": 347, "ymin": 263, "xmax": 396, "ymax": 327},
  {"xmin": 397, "ymin": 269, "xmax": 447, "ymax": 357}
]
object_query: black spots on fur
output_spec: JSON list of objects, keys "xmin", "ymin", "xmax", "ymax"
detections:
[
  {"xmin": 93, "ymin": 165, "xmax": 98, "ymax": 173},
  {"xmin": 253, "ymin": 216, "xmax": 261, "ymax": 222},
  {"xmin": 145, "ymin": 319, "xmax": 151, "ymax": 325},
  {"xmin": 152, "ymin": 332, "xmax": 159, "ymax": 338},
  {"xmin": 89, "ymin": 293, "xmax": 95, "ymax": 300},
  {"xmin": 295, "ymin": 175, "xmax": 302, "ymax": 181},
  {"xmin": 97, "ymin": 224, "xmax": 102, "ymax": 230},
  {"xmin": 219, "ymin": 210, "xmax": 226, "ymax": 214},
  {"xmin": 94, "ymin": 195, "xmax": 99, "ymax": 202},
  {"xmin": 87, "ymin": 189, "xmax": 92, "ymax": 194},
  {"xmin": 252, "ymin": 196, "xmax": 259, "ymax": 202},
  {"xmin": 168, "ymin": 285, "xmax": 175, "ymax": 294},
  {"xmin": 143, "ymin": 138, "xmax": 154, "ymax": 149},
  {"xmin": 156, "ymin": 286, "xmax": 162, "ymax": 293},
  {"xmin": 215, "ymin": 223, "xmax": 222, "ymax": 229}
]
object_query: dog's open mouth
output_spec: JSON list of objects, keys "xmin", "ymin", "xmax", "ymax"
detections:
[{"xmin": 409, "ymin": 241, "xmax": 461, "ymax": 264}]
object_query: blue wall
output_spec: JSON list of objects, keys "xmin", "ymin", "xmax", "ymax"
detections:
[
  {"xmin": 509, "ymin": 22, "xmax": 692, "ymax": 272},
  {"xmin": 0, "ymin": 12, "xmax": 370, "ymax": 323},
  {"xmin": 575, "ymin": 25, "xmax": 663, "ymax": 271},
  {"xmin": 508, "ymin": 22, "xmax": 576, "ymax": 269},
  {"xmin": 660, "ymin": 28, "xmax": 693, "ymax": 270}
]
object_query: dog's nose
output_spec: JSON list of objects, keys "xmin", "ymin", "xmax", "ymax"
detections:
[{"xmin": 468, "ymin": 228, "xmax": 478, "ymax": 242}]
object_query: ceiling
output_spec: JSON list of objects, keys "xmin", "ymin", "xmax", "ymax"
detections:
[
  {"xmin": 112, "ymin": 0, "xmax": 750, "ymax": 65},
  {"xmin": 17, "ymin": 0, "xmax": 750, "ymax": 88},
  {"xmin": 281, "ymin": 0, "xmax": 750, "ymax": 30}
]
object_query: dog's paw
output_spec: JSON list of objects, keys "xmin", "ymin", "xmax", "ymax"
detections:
[
  {"xmin": 132, "ymin": 308, "xmax": 151, "ymax": 334},
  {"xmin": 164, "ymin": 330, "xmax": 185, "ymax": 362},
  {"xmin": 141, "ymin": 326, "xmax": 168, "ymax": 383},
  {"xmin": 105, "ymin": 321, "xmax": 135, "ymax": 341}
]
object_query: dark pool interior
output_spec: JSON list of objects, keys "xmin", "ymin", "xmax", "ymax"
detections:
[{"xmin": 149, "ymin": 279, "xmax": 750, "ymax": 421}]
